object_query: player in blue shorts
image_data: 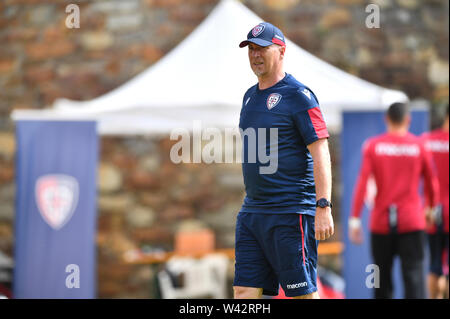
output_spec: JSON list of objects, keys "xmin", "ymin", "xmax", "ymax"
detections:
[{"xmin": 234, "ymin": 22, "xmax": 334, "ymax": 299}]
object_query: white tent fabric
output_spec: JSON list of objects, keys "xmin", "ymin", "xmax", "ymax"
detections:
[{"xmin": 11, "ymin": 0, "xmax": 408, "ymax": 135}]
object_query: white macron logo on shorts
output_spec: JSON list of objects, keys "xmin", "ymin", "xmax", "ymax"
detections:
[{"xmin": 286, "ymin": 282, "xmax": 308, "ymax": 289}]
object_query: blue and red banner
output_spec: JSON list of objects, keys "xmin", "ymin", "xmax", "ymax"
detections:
[{"xmin": 14, "ymin": 121, "xmax": 98, "ymax": 298}]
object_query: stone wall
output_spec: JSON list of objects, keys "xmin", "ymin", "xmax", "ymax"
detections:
[
  {"xmin": 0, "ymin": 0, "xmax": 448, "ymax": 124},
  {"xmin": 0, "ymin": 0, "xmax": 448, "ymax": 298},
  {"xmin": 96, "ymin": 136, "xmax": 245, "ymax": 298}
]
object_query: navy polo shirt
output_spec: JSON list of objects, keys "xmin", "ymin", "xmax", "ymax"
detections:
[{"xmin": 239, "ymin": 73, "xmax": 329, "ymax": 216}]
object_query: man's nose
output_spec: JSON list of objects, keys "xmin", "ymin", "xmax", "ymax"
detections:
[{"xmin": 251, "ymin": 49, "xmax": 261, "ymax": 58}]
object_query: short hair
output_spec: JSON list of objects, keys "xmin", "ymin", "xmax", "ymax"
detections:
[{"xmin": 387, "ymin": 102, "xmax": 409, "ymax": 124}]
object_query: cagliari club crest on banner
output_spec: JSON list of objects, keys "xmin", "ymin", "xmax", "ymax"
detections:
[{"xmin": 35, "ymin": 174, "xmax": 79, "ymax": 230}]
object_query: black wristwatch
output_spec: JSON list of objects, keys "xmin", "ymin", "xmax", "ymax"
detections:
[{"xmin": 316, "ymin": 198, "xmax": 332, "ymax": 208}]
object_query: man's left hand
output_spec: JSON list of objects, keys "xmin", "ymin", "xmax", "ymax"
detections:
[{"xmin": 315, "ymin": 207, "xmax": 334, "ymax": 240}]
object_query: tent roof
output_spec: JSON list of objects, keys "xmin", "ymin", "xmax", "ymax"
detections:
[{"xmin": 12, "ymin": 0, "xmax": 408, "ymax": 135}]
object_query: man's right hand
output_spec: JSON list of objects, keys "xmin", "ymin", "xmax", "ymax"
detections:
[
  {"xmin": 348, "ymin": 217, "xmax": 363, "ymax": 245},
  {"xmin": 425, "ymin": 206, "xmax": 435, "ymax": 229}
]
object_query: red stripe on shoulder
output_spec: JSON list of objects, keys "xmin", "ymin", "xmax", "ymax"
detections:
[{"xmin": 307, "ymin": 107, "xmax": 329, "ymax": 139}]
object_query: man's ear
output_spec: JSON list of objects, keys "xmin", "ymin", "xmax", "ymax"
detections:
[
  {"xmin": 280, "ymin": 46, "xmax": 286, "ymax": 59},
  {"xmin": 405, "ymin": 114, "xmax": 411, "ymax": 127}
]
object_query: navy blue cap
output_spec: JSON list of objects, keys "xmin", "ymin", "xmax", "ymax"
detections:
[{"xmin": 239, "ymin": 22, "xmax": 286, "ymax": 48}]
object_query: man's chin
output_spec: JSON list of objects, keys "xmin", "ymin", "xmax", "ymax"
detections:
[{"xmin": 252, "ymin": 69, "xmax": 266, "ymax": 77}]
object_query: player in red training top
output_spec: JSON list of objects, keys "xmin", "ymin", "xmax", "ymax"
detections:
[
  {"xmin": 422, "ymin": 105, "xmax": 449, "ymax": 299},
  {"xmin": 349, "ymin": 102, "xmax": 439, "ymax": 299}
]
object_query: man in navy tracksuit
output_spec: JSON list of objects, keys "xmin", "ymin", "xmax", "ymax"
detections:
[{"xmin": 233, "ymin": 22, "xmax": 334, "ymax": 299}]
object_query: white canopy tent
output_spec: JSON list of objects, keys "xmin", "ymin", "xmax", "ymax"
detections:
[{"xmin": 12, "ymin": 0, "xmax": 408, "ymax": 135}]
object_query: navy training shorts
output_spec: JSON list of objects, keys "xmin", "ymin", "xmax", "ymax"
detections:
[{"xmin": 233, "ymin": 212, "xmax": 318, "ymax": 297}]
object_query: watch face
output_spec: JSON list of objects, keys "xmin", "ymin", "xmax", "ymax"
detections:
[{"xmin": 318, "ymin": 199, "xmax": 329, "ymax": 208}]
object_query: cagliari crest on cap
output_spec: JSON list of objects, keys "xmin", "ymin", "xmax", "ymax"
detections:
[{"xmin": 252, "ymin": 24, "xmax": 265, "ymax": 37}]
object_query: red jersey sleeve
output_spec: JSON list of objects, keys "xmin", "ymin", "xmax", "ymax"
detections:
[
  {"xmin": 421, "ymin": 141, "xmax": 440, "ymax": 208},
  {"xmin": 351, "ymin": 140, "xmax": 374, "ymax": 218}
]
